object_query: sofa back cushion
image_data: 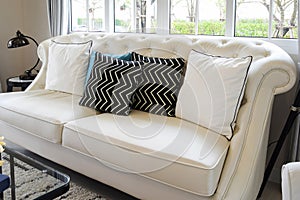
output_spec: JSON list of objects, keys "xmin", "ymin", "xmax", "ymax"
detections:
[{"xmin": 176, "ymin": 50, "xmax": 252, "ymax": 139}]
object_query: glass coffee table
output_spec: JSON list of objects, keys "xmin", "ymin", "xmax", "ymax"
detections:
[{"xmin": 0, "ymin": 145, "xmax": 70, "ymax": 200}]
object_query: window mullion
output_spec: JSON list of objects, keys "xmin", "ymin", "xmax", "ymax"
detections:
[
  {"xmin": 225, "ymin": 0, "xmax": 235, "ymax": 37},
  {"xmin": 156, "ymin": 0, "xmax": 169, "ymax": 34},
  {"xmin": 132, "ymin": 0, "xmax": 136, "ymax": 32},
  {"xmin": 105, "ymin": 0, "xmax": 114, "ymax": 32},
  {"xmin": 86, "ymin": 0, "xmax": 90, "ymax": 31},
  {"xmin": 195, "ymin": 0, "xmax": 199, "ymax": 35},
  {"xmin": 268, "ymin": 0, "xmax": 273, "ymax": 39}
]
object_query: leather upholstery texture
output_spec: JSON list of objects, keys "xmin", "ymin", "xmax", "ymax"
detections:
[
  {"xmin": 63, "ymin": 111, "xmax": 229, "ymax": 196},
  {"xmin": 0, "ymin": 33, "xmax": 297, "ymax": 200}
]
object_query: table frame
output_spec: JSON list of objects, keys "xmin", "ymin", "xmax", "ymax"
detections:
[{"xmin": 1, "ymin": 146, "xmax": 70, "ymax": 200}]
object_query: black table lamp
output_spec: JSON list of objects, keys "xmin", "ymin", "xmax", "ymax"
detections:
[{"xmin": 7, "ymin": 30, "xmax": 40, "ymax": 80}]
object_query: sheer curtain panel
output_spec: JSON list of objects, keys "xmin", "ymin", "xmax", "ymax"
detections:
[{"xmin": 47, "ymin": 0, "xmax": 69, "ymax": 36}]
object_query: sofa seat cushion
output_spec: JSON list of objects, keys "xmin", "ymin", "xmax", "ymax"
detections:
[
  {"xmin": 0, "ymin": 90, "xmax": 96, "ymax": 143},
  {"xmin": 62, "ymin": 110, "xmax": 229, "ymax": 196}
]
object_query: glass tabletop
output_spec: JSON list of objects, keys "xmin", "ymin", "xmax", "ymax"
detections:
[{"xmin": 0, "ymin": 146, "xmax": 70, "ymax": 200}]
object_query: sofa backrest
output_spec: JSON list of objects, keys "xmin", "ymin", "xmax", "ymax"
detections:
[{"xmin": 31, "ymin": 32, "xmax": 297, "ymax": 199}]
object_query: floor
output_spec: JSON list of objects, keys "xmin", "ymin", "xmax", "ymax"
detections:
[
  {"xmin": 7, "ymin": 141, "xmax": 282, "ymax": 200},
  {"xmin": 260, "ymin": 181, "xmax": 282, "ymax": 200}
]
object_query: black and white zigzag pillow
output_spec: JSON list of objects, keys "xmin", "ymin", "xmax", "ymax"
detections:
[
  {"xmin": 79, "ymin": 53, "xmax": 143, "ymax": 115},
  {"xmin": 131, "ymin": 52, "xmax": 185, "ymax": 117}
]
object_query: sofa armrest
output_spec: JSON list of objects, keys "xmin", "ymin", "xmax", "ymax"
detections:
[
  {"xmin": 25, "ymin": 39, "xmax": 51, "ymax": 91},
  {"xmin": 282, "ymin": 162, "xmax": 300, "ymax": 200}
]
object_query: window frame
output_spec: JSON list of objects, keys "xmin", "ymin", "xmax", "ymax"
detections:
[{"xmin": 70, "ymin": 0, "xmax": 298, "ymax": 55}]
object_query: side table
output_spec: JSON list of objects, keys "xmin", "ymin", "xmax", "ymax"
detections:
[{"xmin": 6, "ymin": 77, "xmax": 33, "ymax": 92}]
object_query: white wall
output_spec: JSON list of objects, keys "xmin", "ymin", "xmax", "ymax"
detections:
[
  {"xmin": 22, "ymin": 0, "xmax": 50, "ymax": 71},
  {"xmin": 0, "ymin": 0, "xmax": 24, "ymax": 92},
  {"xmin": 0, "ymin": 0, "xmax": 50, "ymax": 92}
]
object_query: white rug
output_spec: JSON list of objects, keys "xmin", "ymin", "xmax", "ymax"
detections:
[{"xmin": 1, "ymin": 153, "xmax": 107, "ymax": 200}]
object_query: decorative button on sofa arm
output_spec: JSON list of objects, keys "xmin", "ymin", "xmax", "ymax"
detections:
[{"xmin": 282, "ymin": 162, "xmax": 300, "ymax": 200}]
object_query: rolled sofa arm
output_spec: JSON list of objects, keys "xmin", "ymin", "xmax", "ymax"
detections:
[
  {"xmin": 282, "ymin": 162, "xmax": 300, "ymax": 200},
  {"xmin": 25, "ymin": 39, "xmax": 51, "ymax": 91}
]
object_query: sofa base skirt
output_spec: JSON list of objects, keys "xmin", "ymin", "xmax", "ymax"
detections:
[{"xmin": 0, "ymin": 120, "xmax": 217, "ymax": 200}]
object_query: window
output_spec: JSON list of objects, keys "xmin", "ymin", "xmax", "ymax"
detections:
[
  {"xmin": 198, "ymin": 0, "xmax": 226, "ymax": 35},
  {"xmin": 235, "ymin": 0, "xmax": 269, "ymax": 37},
  {"xmin": 70, "ymin": 0, "xmax": 298, "ymax": 40},
  {"xmin": 170, "ymin": 0, "xmax": 226, "ymax": 36},
  {"xmin": 114, "ymin": 0, "xmax": 157, "ymax": 33},
  {"xmin": 71, "ymin": 0, "xmax": 105, "ymax": 32},
  {"xmin": 271, "ymin": 0, "xmax": 298, "ymax": 38},
  {"xmin": 235, "ymin": 0, "xmax": 298, "ymax": 38}
]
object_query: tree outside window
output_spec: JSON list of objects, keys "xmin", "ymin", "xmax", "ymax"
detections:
[
  {"xmin": 236, "ymin": 0, "xmax": 298, "ymax": 38},
  {"xmin": 170, "ymin": 0, "xmax": 226, "ymax": 35},
  {"xmin": 71, "ymin": 0, "xmax": 298, "ymax": 39},
  {"xmin": 71, "ymin": 0, "xmax": 104, "ymax": 32},
  {"xmin": 115, "ymin": 0, "xmax": 157, "ymax": 33}
]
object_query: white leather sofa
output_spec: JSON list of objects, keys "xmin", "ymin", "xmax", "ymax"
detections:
[{"xmin": 0, "ymin": 33, "xmax": 297, "ymax": 200}]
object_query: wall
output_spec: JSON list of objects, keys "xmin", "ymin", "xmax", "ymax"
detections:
[
  {"xmin": 0, "ymin": 0, "xmax": 24, "ymax": 92},
  {"xmin": 0, "ymin": 0, "xmax": 50, "ymax": 92},
  {"xmin": 22, "ymin": 0, "xmax": 51, "ymax": 71}
]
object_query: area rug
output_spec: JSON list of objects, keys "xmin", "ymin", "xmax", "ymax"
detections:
[{"xmin": 1, "ymin": 153, "xmax": 107, "ymax": 200}]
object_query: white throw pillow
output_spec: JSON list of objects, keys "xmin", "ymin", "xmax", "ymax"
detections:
[
  {"xmin": 45, "ymin": 40, "xmax": 92, "ymax": 96},
  {"xmin": 176, "ymin": 50, "xmax": 252, "ymax": 139}
]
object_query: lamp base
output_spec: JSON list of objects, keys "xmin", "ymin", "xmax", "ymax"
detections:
[{"xmin": 19, "ymin": 73, "xmax": 36, "ymax": 80}]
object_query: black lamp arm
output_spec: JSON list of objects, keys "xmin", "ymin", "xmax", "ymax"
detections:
[{"xmin": 23, "ymin": 35, "xmax": 40, "ymax": 74}]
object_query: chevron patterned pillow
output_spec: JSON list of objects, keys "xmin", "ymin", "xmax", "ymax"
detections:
[
  {"xmin": 131, "ymin": 52, "xmax": 185, "ymax": 117},
  {"xmin": 79, "ymin": 53, "xmax": 143, "ymax": 115},
  {"xmin": 85, "ymin": 52, "xmax": 132, "ymax": 85}
]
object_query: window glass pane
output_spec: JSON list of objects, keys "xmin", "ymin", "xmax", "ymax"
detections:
[
  {"xmin": 71, "ymin": 0, "xmax": 104, "ymax": 32},
  {"xmin": 272, "ymin": 0, "xmax": 298, "ymax": 38},
  {"xmin": 235, "ymin": 0, "xmax": 269, "ymax": 37},
  {"xmin": 71, "ymin": 0, "xmax": 88, "ymax": 31},
  {"xmin": 115, "ymin": 0, "xmax": 132, "ymax": 32},
  {"xmin": 88, "ymin": 0, "xmax": 105, "ymax": 31},
  {"xmin": 170, "ymin": 0, "xmax": 197, "ymax": 34},
  {"xmin": 115, "ymin": 0, "xmax": 157, "ymax": 33},
  {"xmin": 198, "ymin": 0, "xmax": 226, "ymax": 35}
]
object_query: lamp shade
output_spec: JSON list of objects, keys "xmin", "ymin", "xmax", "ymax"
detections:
[{"xmin": 7, "ymin": 31, "xmax": 30, "ymax": 48}]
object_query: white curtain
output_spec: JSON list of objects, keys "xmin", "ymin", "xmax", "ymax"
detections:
[{"xmin": 47, "ymin": 0, "xmax": 70, "ymax": 37}]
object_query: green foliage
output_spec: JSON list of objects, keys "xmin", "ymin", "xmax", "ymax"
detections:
[
  {"xmin": 171, "ymin": 20, "xmax": 195, "ymax": 34},
  {"xmin": 235, "ymin": 19, "xmax": 268, "ymax": 37},
  {"xmin": 172, "ymin": 19, "xmax": 268, "ymax": 37},
  {"xmin": 198, "ymin": 20, "xmax": 225, "ymax": 35},
  {"xmin": 102, "ymin": 18, "xmax": 299, "ymax": 38},
  {"xmin": 171, "ymin": 20, "xmax": 225, "ymax": 35},
  {"xmin": 77, "ymin": 18, "xmax": 87, "ymax": 26},
  {"xmin": 115, "ymin": 19, "xmax": 130, "ymax": 27}
]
